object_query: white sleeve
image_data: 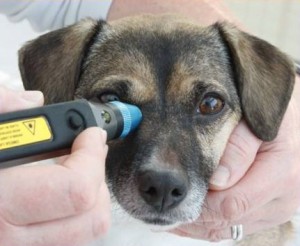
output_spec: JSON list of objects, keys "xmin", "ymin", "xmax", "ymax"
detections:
[{"xmin": 0, "ymin": 0, "xmax": 112, "ymax": 32}]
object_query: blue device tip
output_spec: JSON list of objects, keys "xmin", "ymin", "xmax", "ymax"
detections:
[{"xmin": 109, "ymin": 101, "xmax": 142, "ymax": 138}]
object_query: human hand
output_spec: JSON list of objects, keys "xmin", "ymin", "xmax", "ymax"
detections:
[
  {"xmin": 0, "ymin": 86, "xmax": 110, "ymax": 246},
  {"xmin": 171, "ymin": 76, "xmax": 300, "ymax": 241}
]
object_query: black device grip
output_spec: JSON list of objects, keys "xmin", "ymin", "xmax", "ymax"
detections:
[{"xmin": 0, "ymin": 100, "xmax": 97, "ymax": 167}]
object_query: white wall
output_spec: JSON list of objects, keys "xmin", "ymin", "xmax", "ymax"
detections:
[
  {"xmin": 224, "ymin": 0, "xmax": 300, "ymax": 60},
  {"xmin": 0, "ymin": 15, "xmax": 40, "ymax": 88}
]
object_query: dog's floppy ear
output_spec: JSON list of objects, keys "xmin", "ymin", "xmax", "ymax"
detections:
[
  {"xmin": 19, "ymin": 18, "xmax": 106, "ymax": 104},
  {"xmin": 216, "ymin": 22, "xmax": 295, "ymax": 141}
]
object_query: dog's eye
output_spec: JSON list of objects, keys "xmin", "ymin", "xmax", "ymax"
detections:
[
  {"xmin": 198, "ymin": 94, "xmax": 224, "ymax": 115},
  {"xmin": 97, "ymin": 93, "xmax": 120, "ymax": 103}
]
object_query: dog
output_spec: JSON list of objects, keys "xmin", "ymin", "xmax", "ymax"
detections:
[{"xmin": 18, "ymin": 15, "xmax": 295, "ymax": 246}]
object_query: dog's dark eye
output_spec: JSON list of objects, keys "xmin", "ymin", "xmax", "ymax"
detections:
[
  {"xmin": 97, "ymin": 93, "xmax": 120, "ymax": 103},
  {"xmin": 198, "ymin": 94, "xmax": 224, "ymax": 115}
]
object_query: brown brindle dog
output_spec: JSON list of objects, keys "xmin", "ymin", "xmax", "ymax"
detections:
[{"xmin": 18, "ymin": 15, "xmax": 295, "ymax": 246}]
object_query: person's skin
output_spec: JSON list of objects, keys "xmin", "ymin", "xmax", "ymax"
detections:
[
  {"xmin": 171, "ymin": 75, "xmax": 300, "ymax": 241},
  {"xmin": 0, "ymin": 86, "xmax": 111, "ymax": 246},
  {"xmin": 107, "ymin": 0, "xmax": 242, "ymax": 26},
  {"xmin": 0, "ymin": 0, "xmax": 298, "ymax": 244},
  {"xmin": 108, "ymin": 0, "xmax": 300, "ymax": 241}
]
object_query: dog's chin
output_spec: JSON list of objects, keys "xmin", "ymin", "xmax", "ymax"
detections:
[
  {"xmin": 141, "ymin": 218, "xmax": 182, "ymax": 231},
  {"xmin": 112, "ymin": 196, "xmax": 203, "ymax": 231},
  {"xmin": 143, "ymin": 217, "xmax": 177, "ymax": 226},
  {"xmin": 138, "ymin": 212, "xmax": 200, "ymax": 231}
]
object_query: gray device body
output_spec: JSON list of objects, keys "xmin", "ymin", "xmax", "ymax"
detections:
[{"xmin": 0, "ymin": 99, "xmax": 142, "ymax": 168}]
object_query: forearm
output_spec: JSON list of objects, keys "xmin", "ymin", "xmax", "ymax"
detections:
[
  {"xmin": 107, "ymin": 0, "xmax": 242, "ymax": 26},
  {"xmin": 0, "ymin": 0, "xmax": 240, "ymax": 31}
]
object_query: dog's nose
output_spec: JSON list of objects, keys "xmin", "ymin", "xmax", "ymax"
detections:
[{"xmin": 137, "ymin": 171, "xmax": 187, "ymax": 212}]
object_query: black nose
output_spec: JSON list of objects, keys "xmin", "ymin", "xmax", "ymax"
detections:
[{"xmin": 137, "ymin": 171, "xmax": 187, "ymax": 212}]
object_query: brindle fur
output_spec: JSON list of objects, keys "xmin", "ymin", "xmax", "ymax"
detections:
[{"xmin": 19, "ymin": 15, "xmax": 295, "ymax": 246}]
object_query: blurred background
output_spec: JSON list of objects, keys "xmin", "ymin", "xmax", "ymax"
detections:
[
  {"xmin": 0, "ymin": 0, "xmax": 299, "ymax": 245},
  {"xmin": 0, "ymin": 0, "xmax": 300, "ymax": 84},
  {"xmin": 225, "ymin": 0, "xmax": 300, "ymax": 61}
]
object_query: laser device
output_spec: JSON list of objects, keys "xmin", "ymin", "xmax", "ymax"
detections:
[{"xmin": 0, "ymin": 99, "xmax": 142, "ymax": 168}]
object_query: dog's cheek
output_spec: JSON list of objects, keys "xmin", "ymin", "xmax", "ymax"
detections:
[
  {"xmin": 105, "ymin": 139, "xmax": 137, "ymax": 187},
  {"xmin": 105, "ymin": 134, "xmax": 157, "ymax": 209},
  {"xmin": 209, "ymin": 115, "xmax": 240, "ymax": 168}
]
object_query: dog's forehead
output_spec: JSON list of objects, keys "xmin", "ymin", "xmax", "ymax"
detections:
[{"xmin": 82, "ymin": 16, "xmax": 233, "ymax": 102}]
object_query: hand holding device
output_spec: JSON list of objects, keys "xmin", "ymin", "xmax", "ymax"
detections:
[{"xmin": 0, "ymin": 99, "xmax": 142, "ymax": 167}]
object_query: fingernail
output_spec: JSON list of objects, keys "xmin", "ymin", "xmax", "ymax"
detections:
[
  {"xmin": 20, "ymin": 91, "xmax": 44, "ymax": 104},
  {"xmin": 210, "ymin": 165, "xmax": 230, "ymax": 187}
]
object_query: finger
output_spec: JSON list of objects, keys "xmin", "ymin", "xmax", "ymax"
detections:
[
  {"xmin": 1, "ymin": 185, "xmax": 111, "ymax": 246},
  {"xmin": 0, "ymin": 128, "xmax": 108, "ymax": 225},
  {"xmin": 209, "ymin": 120, "xmax": 262, "ymax": 190},
  {"xmin": 62, "ymin": 127, "xmax": 108, "ymax": 187},
  {"xmin": 171, "ymin": 198, "xmax": 293, "ymax": 241},
  {"xmin": 198, "ymin": 195, "xmax": 297, "ymax": 231},
  {"xmin": 239, "ymin": 193, "xmax": 300, "ymax": 227},
  {"xmin": 0, "ymin": 86, "xmax": 44, "ymax": 113},
  {"xmin": 201, "ymin": 151, "xmax": 288, "ymax": 224},
  {"xmin": 170, "ymin": 223, "xmax": 232, "ymax": 242},
  {"xmin": 171, "ymin": 218, "xmax": 291, "ymax": 242}
]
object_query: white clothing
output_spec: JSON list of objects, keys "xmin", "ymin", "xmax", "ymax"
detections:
[{"xmin": 0, "ymin": 0, "xmax": 112, "ymax": 31}]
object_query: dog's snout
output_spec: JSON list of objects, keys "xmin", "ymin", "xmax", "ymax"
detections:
[{"xmin": 137, "ymin": 171, "xmax": 187, "ymax": 212}]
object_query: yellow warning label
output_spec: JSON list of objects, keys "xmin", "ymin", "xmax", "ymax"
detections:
[
  {"xmin": 0, "ymin": 116, "xmax": 52, "ymax": 150},
  {"xmin": 23, "ymin": 120, "xmax": 36, "ymax": 135}
]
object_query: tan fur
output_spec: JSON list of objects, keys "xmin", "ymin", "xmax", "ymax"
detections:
[
  {"xmin": 18, "ymin": 15, "xmax": 295, "ymax": 246},
  {"xmin": 168, "ymin": 61, "xmax": 229, "ymax": 102},
  {"xmin": 209, "ymin": 115, "xmax": 241, "ymax": 166}
]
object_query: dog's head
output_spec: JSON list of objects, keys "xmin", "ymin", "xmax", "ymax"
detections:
[{"xmin": 19, "ymin": 15, "xmax": 295, "ymax": 227}]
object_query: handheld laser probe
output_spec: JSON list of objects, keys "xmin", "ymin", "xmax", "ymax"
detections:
[{"xmin": 0, "ymin": 99, "xmax": 142, "ymax": 168}]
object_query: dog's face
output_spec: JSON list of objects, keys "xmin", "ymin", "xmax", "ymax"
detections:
[{"xmin": 19, "ymin": 15, "xmax": 295, "ymax": 227}]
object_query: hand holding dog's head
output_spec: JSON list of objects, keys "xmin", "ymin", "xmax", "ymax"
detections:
[{"xmin": 19, "ymin": 15, "xmax": 295, "ymax": 226}]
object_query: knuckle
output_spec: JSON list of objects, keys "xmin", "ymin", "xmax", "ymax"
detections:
[
  {"xmin": 67, "ymin": 176, "xmax": 96, "ymax": 213},
  {"xmin": 222, "ymin": 193, "xmax": 249, "ymax": 221},
  {"xmin": 212, "ymin": 220, "xmax": 231, "ymax": 229},
  {"xmin": 206, "ymin": 229, "xmax": 226, "ymax": 242},
  {"xmin": 202, "ymin": 220, "xmax": 231, "ymax": 230}
]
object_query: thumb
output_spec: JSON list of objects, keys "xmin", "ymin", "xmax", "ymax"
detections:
[
  {"xmin": 209, "ymin": 120, "xmax": 262, "ymax": 190},
  {"xmin": 63, "ymin": 127, "xmax": 108, "ymax": 186}
]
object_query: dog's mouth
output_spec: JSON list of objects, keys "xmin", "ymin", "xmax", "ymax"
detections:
[
  {"xmin": 139, "ymin": 216, "xmax": 185, "ymax": 231},
  {"xmin": 107, "ymin": 144, "xmax": 213, "ymax": 228},
  {"xmin": 143, "ymin": 217, "xmax": 174, "ymax": 226},
  {"xmin": 136, "ymin": 204, "xmax": 201, "ymax": 227},
  {"xmin": 109, "ymin": 170, "xmax": 208, "ymax": 227}
]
